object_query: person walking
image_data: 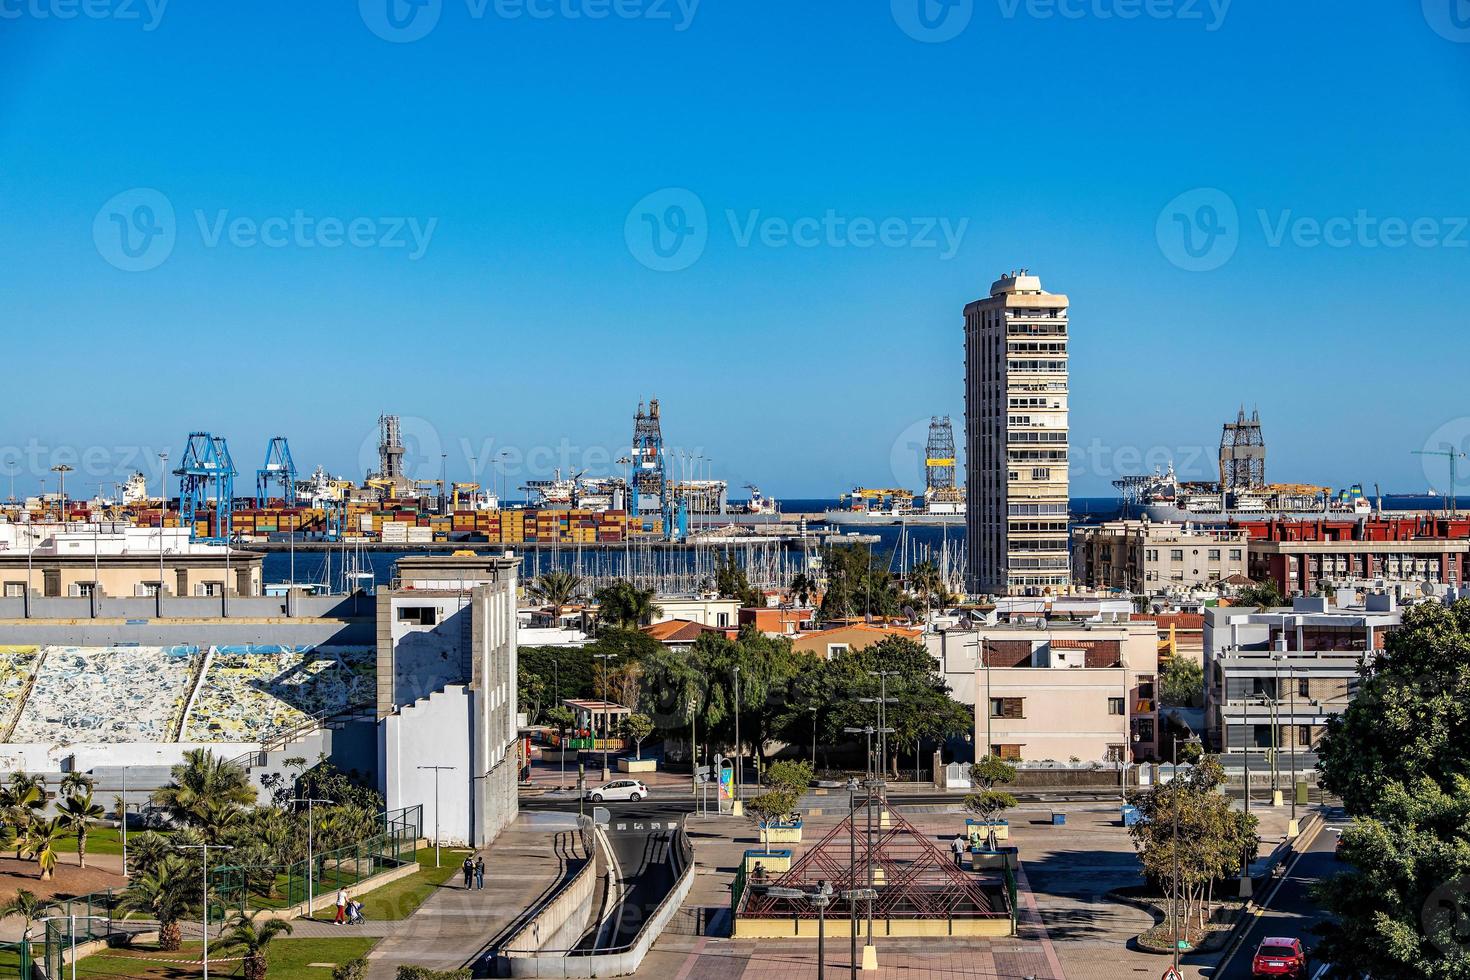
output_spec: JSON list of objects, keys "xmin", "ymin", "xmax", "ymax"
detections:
[
  {"xmin": 474, "ymin": 856, "xmax": 485, "ymax": 890},
  {"xmin": 334, "ymin": 887, "xmax": 349, "ymax": 925},
  {"xmin": 951, "ymin": 833, "xmax": 967, "ymax": 869},
  {"xmin": 462, "ymin": 856, "xmax": 475, "ymax": 888}
]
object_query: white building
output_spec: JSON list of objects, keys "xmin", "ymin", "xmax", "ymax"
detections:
[{"xmin": 964, "ymin": 270, "xmax": 1070, "ymax": 596}]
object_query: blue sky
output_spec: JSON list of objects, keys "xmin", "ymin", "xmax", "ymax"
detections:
[{"xmin": 2, "ymin": 0, "xmax": 1469, "ymax": 499}]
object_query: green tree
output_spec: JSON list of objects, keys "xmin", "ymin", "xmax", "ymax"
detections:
[
  {"xmin": 119, "ymin": 855, "xmax": 195, "ymax": 950},
  {"xmin": 816, "ymin": 545, "xmax": 902, "ymax": 624},
  {"xmin": 593, "ymin": 581, "xmax": 662, "ymax": 630},
  {"xmin": 714, "ymin": 553, "xmax": 763, "ymax": 608},
  {"xmin": 518, "ymin": 663, "xmax": 549, "ymax": 722},
  {"xmin": 789, "ymin": 571, "xmax": 817, "ymax": 608},
  {"xmin": 546, "ymin": 704, "xmax": 576, "ymax": 746},
  {"xmin": 1234, "ymin": 579, "xmax": 1285, "ymax": 609},
  {"xmin": 1159, "ymin": 657, "xmax": 1204, "ymax": 708},
  {"xmin": 219, "ymin": 911, "xmax": 294, "ymax": 980},
  {"xmin": 56, "ymin": 790, "xmax": 105, "ymax": 868},
  {"xmin": 151, "ymin": 748, "xmax": 256, "ymax": 828},
  {"xmin": 1311, "ymin": 599, "xmax": 1470, "ymax": 977},
  {"xmin": 965, "ymin": 756, "xmax": 1019, "ymax": 846},
  {"xmin": 745, "ymin": 790, "xmax": 799, "ymax": 854},
  {"xmin": 59, "ymin": 772, "xmax": 94, "ymax": 798},
  {"xmin": 0, "ymin": 889, "xmax": 46, "ymax": 935},
  {"xmin": 621, "ymin": 713, "xmax": 655, "ymax": 760},
  {"xmin": 0, "ymin": 778, "xmax": 46, "ymax": 859},
  {"xmin": 20, "ymin": 818, "xmax": 67, "ymax": 880},
  {"xmin": 764, "ymin": 760, "xmax": 814, "ymax": 795},
  {"xmin": 527, "ymin": 570, "xmax": 584, "ymax": 618}
]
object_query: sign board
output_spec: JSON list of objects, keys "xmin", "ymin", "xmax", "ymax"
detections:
[
  {"xmin": 1161, "ymin": 968, "xmax": 1182, "ymax": 980},
  {"xmin": 719, "ymin": 762, "xmax": 734, "ymax": 801},
  {"xmin": 592, "ymin": 806, "xmax": 611, "ymax": 827}
]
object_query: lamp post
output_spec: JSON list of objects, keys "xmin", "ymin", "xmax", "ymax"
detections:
[
  {"xmin": 296, "ymin": 796, "xmax": 334, "ymax": 919},
  {"xmin": 417, "ymin": 766, "xmax": 456, "ymax": 868},
  {"xmin": 733, "ymin": 665, "xmax": 741, "ymax": 796},
  {"xmin": 51, "ymin": 464, "xmax": 72, "ymax": 526},
  {"xmin": 810, "ymin": 706, "xmax": 819, "ymax": 770},
  {"xmin": 1170, "ymin": 734, "xmax": 1202, "ymax": 974},
  {"xmin": 120, "ymin": 766, "xmax": 130, "ymax": 877},
  {"xmin": 764, "ymin": 883, "xmax": 833, "ymax": 979},
  {"xmin": 158, "ymin": 452, "xmax": 169, "ymax": 600},
  {"xmin": 174, "ymin": 843, "xmax": 232, "ymax": 980}
]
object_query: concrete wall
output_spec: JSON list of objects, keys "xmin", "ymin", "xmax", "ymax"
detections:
[{"xmin": 382, "ymin": 684, "xmax": 475, "ymax": 845}]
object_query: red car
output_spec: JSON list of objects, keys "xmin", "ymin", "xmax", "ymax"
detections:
[{"xmin": 1252, "ymin": 937, "xmax": 1309, "ymax": 977}]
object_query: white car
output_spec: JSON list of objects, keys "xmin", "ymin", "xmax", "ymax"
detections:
[{"xmin": 586, "ymin": 779, "xmax": 649, "ymax": 803}]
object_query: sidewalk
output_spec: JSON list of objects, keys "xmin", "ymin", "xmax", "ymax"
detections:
[{"xmin": 357, "ymin": 812, "xmax": 589, "ymax": 979}]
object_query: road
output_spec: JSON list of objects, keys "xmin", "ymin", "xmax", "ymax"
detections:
[{"xmin": 1210, "ymin": 815, "xmax": 1347, "ymax": 979}]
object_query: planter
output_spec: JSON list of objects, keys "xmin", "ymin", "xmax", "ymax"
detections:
[
  {"xmin": 619, "ymin": 758, "xmax": 657, "ymax": 773},
  {"xmin": 965, "ymin": 818, "xmax": 1009, "ymax": 842},
  {"xmin": 969, "ymin": 845, "xmax": 1019, "ymax": 872},
  {"xmin": 762, "ymin": 819, "xmax": 803, "ymax": 845},
  {"xmin": 743, "ymin": 848, "xmax": 793, "ymax": 874}
]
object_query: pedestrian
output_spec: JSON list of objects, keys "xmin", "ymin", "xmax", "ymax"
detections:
[
  {"xmin": 951, "ymin": 833, "xmax": 967, "ymax": 869},
  {"xmin": 334, "ymin": 887, "xmax": 349, "ymax": 925},
  {"xmin": 462, "ymin": 856, "xmax": 474, "ymax": 888},
  {"xmin": 475, "ymin": 856, "xmax": 485, "ymax": 890}
]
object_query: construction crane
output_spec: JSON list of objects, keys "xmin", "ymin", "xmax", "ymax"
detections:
[
  {"xmin": 1411, "ymin": 447, "xmax": 1468, "ymax": 517},
  {"xmin": 629, "ymin": 397, "xmax": 685, "ymax": 540},
  {"xmin": 255, "ymin": 437, "xmax": 298, "ymax": 508},
  {"xmin": 176, "ymin": 433, "xmax": 236, "ymax": 544},
  {"xmin": 452, "ymin": 482, "xmax": 481, "ymax": 511}
]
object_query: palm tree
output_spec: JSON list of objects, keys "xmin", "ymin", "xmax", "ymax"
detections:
[
  {"xmin": 195, "ymin": 798, "xmax": 245, "ymax": 844},
  {"xmin": 528, "ymin": 570, "xmax": 584, "ymax": 620},
  {"xmin": 118, "ymin": 855, "xmax": 193, "ymax": 951},
  {"xmin": 20, "ymin": 818, "xmax": 67, "ymax": 881},
  {"xmin": 0, "ymin": 889, "xmax": 47, "ymax": 936},
  {"xmin": 0, "ymin": 778, "xmax": 46, "ymax": 858},
  {"xmin": 58, "ymin": 772, "xmax": 94, "ymax": 798},
  {"xmin": 124, "ymin": 830, "xmax": 172, "ymax": 879},
  {"xmin": 219, "ymin": 912, "xmax": 293, "ymax": 980},
  {"xmin": 593, "ymin": 580, "xmax": 662, "ymax": 630},
  {"xmin": 789, "ymin": 571, "xmax": 817, "ymax": 608},
  {"xmin": 56, "ymin": 791, "xmax": 105, "ymax": 868},
  {"xmin": 151, "ymin": 748, "xmax": 256, "ymax": 828}
]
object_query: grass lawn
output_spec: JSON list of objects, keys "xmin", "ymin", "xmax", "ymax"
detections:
[
  {"xmin": 81, "ymin": 827, "xmax": 125, "ymax": 857},
  {"xmin": 74, "ymin": 937, "xmax": 377, "ymax": 978},
  {"xmin": 308, "ymin": 847, "xmax": 472, "ymax": 923}
]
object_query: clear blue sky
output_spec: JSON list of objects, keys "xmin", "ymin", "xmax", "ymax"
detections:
[{"xmin": 2, "ymin": 0, "xmax": 1468, "ymax": 499}]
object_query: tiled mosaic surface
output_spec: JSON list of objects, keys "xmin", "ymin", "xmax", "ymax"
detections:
[
  {"xmin": 0, "ymin": 646, "xmax": 41, "ymax": 735},
  {"xmin": 11, "ymin": 645, "xmax": 201, "ymax": 744},
  {"xmin": 182, "ymin": 645, "xmax": 375, "ymax": 741}
]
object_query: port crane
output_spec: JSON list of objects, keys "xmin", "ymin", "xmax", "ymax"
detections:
[
  {"xmin": 1411, "ymin": 447, "xmax": 1468, "ymax": 517},
  {"xmin": 255, "ymin": 437, "xmax": 298, "ymax": 508},
  {"xmin": 176, "ymin": 433, "xmax": 236, "ymax": 544}
]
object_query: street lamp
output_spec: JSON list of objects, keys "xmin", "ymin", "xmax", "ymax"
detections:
[
  {"xmin": 593, "ymin": 652, "xmax": 615, "ymax": 780},
  {"xmin": 764, "ymin": 882, "xmax": 833, "ymax": 979},
  {"xmin": 296, "ymin": 796, "xmax": 334, "ymax": 919},
  {"xmin": 174, "ymin": 842, "xmax": 233, "ymax": 980},
  {"xmin": 51, "ymin": 464, "xmax": 73, "ymax": 525},
  {"xmin": 417, "ymin": 766, "xmax": 456, "ymax": 868},
  {"xmin": 733, "ymin": 665, "xmax": 741, "ymax": 797}
]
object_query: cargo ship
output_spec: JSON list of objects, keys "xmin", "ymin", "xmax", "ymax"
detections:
[{"xmin": 820, "ymin": 487, "xmax": 966, "ymax": 526}]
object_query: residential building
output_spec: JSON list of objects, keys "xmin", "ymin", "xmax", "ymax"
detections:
[
  {"xmin": 1234, "ymin": 516, "xmax": 1470, "ymax": 596},
  {"xmin": 0, "ymin": 524, "xmax": 262, "ymax": 599},
  {"xmin": 1203, "ymin": 595, "xmax": 1404, "ymax": 776},
  {"xmin": 928, "ymin": 619, "xmax": 1159, "ymax": 761},
  {"xmin": 1072, "ymin": 520, "xmax": 1249, "ymax": 593},
  {"xmin": 650, "ymin": 595, "xmax": 742, "ymax": 629},
  {"xmin": 378, "ymin": 553, "xmax": 520, "ymax": 847},
  {"xmin": 738, "ymin": 605, "xmax": 816, "ymax": 637},
  {"xmin": 640, "ymin": 618, "xmax": 729, "ymax": 650},
  {"xmin": 791, "ymin": 622, "xmax": 922, "ymax": 659},
  {"xmin": 964, "ymin": 269, "xmax": 1070, "ymax": 596}
]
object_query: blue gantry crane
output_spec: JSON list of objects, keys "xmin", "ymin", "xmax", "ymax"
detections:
[
  {"xmin": 256, "ymin": 437, "xmax": 298, "ymax": 508},
  {"xmin": 628, "ymin": 398, "xmax": 686, "ymax": 541},
  {"xmin": 176, "ymin": 433, "xmax": 236, "ymax": 544}
]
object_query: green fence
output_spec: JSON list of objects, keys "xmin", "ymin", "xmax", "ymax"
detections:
[
  {"xmin": 0, "ymin": 940, "xmax": 34, "ymax": 978},
  {"xmin": 215, "ymin": 804, "xmax": 423, "ymax": 918},
  {"xmin": 38, "ymin": 889, "xmax": 120, "ymax": 980}
]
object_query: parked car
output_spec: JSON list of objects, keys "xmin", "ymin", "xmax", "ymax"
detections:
[
  {"xmin": 1252, "ymin": 936, "xmax": 1309, "ymax": 978},
  {"xmin": 586, "ymin": 779, "xmax": 648, "ymax": 803}
]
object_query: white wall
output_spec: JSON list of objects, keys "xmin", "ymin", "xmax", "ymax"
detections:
[{"xmin": 382, "ymin": 685, "xmax": 474, "ymax": 845}]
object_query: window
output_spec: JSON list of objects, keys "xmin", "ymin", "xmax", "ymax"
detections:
[
  {"xmin": 70, "ymin": 582, "xmax": 96, "ymax": 598},
  {"xmin": 134, "ymin": 582, "xmax": 163, "ymax": 597},
  {"xmin": 1031, "ymin": 467, "xmax": 1050, "ymax": 480},
  {"xmin": 1297, "ymin": 725, "xmax": 1312, "ymax": 748},
  {"xmin": 1136, "ymin": 718, "xmax": 1155, "ymax": 742},
  {"xmin": 197, "ymin": 581, "xmax": 223, "ymax": 597},
  {"xmin": 1230, "ymin": 549, "xmax": 1243, "ymax": 560},
  {"xmin": 1108, "ymin": 697, "xmax": 1126, "ymax": 715},
  {"xmin": 1170, "ymin": 549, "xmax": 1184, "ymax": 561},
  {"xmin": 397, "ymin": 606, "xmax": 438, "ymax": 626},
  {"xmin": 991, "ymin": 744, "xmax": 1023, "ymax": 761},
  {"xmin": 3, "ymin": 583, "xmax": 24, "ymax": 598},
  {"xmin": 1298, "ymin": 678, "xmax": 1310, "ymax": 698},
  {"xmin": 826, "ymin": 643, "xmax": 849, "ymax": 659},
  {"xmin": 716, "ymin": 613, "xmax": 729, "ymax": 628},
  {"xmin": 989, "ymin": 697, "xmax": 1025, "ymax": 719},
  {"xmin": 1208, "ymin": 549, "xmax": 1221, "ymax": 560}
]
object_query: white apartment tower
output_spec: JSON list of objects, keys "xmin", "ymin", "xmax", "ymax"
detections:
[{"xmin": 965, "ymin": 270, "xmax": 1071, "ymax": 596}]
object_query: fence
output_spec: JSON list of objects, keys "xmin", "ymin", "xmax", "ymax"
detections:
[
  {"xmin": 38, "ymin": 888, "xmax": 126, "ymax": 980},
  {"xmin": 0, "ymin": 940, "xmax": 32, "ymax": 978},
  {"xmin": 215, "ymin": 804, "xmax": 423, "ymax": 918}
]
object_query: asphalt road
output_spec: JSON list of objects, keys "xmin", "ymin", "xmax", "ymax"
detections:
[{"xmin": 1210, "ymin": 817, "xmax": 1347, "ymax": 980}]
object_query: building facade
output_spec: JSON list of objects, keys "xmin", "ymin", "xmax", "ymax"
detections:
[
  {"xmin": 0, "ymin": 525, "xmax": 262, "ymax": 600},
  {"xmin": 964, "ymin": 270, "xmax": 1070, "ymax": 596},
  {"xmin": 1072, "ymin": 520, "xmax": 1250, "ymax": 594},
  {"xmin": 1203, "ymin": 595, "xmax": 1402, "ymax": 777}
]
